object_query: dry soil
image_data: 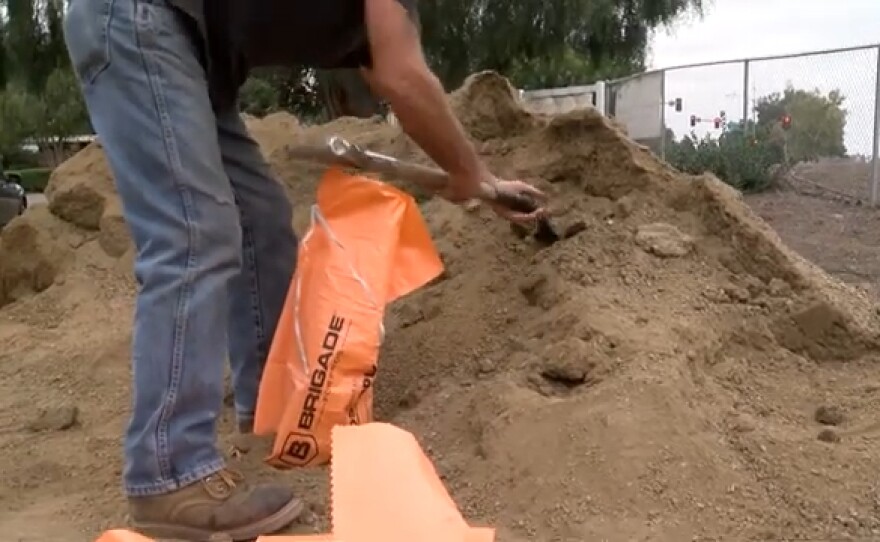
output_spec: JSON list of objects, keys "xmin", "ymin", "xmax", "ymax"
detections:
[{"xmin": 3, "ymin": 72, "xmax": 880, "ymax": 542}]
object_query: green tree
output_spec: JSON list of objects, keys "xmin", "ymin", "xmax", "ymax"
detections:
[
  {"xmin": 754, "ymin": 85, "xmax": 847, "ymax": 163},
  {"xmin": 40, "ymin": 0, "xmax": 69, "ymax": 80},
  {"xmin": 4, "ymin": 0, "xmax": 709, "ymax": 131},
  {"xmin": 4, "ymin": 0, "xmax": 41, "ymax": 90},
  {"xmin": 29, "ymin": 67, "xmax": 89, "ymax": 165},
  {"xmin": 508, "ymin": 47, "xmax": 640, "ymax": 90},
  {"xmin": 2, "ymin": 0, "xmax": 68, "ymax": 91},
  {"xmin": 0, "ymin": 85, "xmax": 33, "ymax": 162},
  {"xmin": 420, "ymin": 0, "xmax": 705, "ymax": 90},
  {"xmin": 316, "ymin": 0, "xmax": 705, "ymax": 119},
  {"xmin": 0, "ymin": 0, "xmax": 91, "ymax": 165},
  {"xmin": 0, "ymin": 14, "xmax": 7, "ymax": 88},
  {"xmin": 242, "ymin": 67, "xmax": 325, "ymax": 123},
  {"xmin": 239, "ymin": 76, "xmax": 281, "ymax": 118}
]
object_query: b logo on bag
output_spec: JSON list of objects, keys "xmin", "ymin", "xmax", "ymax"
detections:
[
  {"xmin": 277, "ymin": 432, "xmax": 319, "ymax": 467},
  {"xmin": 274, "ymin": 314, "xmax": 349, "ymax": 468}
]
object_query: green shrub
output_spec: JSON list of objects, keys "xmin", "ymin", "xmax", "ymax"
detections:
[
  {"xmin": 665, "ymin": 127, "xmax": 784, "ymax": 192},
  {"xmin": 8, "ymin": 168, "xmax": 53, "ymax": 193},
  {"xmin": 3, "ymin": 149, "xmax": 42, "ymax": 171}
]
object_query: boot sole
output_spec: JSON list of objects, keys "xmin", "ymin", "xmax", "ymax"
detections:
[{"xmin": 133, "ymin": 497, "xmax": 306, "ymax": 541}]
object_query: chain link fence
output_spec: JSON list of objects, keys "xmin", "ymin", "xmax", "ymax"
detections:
[{"xmin": 605, "ymin": 44, "xmax": 880, "ymax": 204}]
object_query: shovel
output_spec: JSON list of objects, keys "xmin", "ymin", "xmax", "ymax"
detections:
[{"xmin": 287, "ymin": 136, "xmax": 560, "ymax": 245}]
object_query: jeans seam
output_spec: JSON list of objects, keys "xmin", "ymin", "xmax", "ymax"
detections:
[
  {"xmin": 244, "ymin": 226, "xmax": 265, "ymax": 361},
  {"xmin": 135, "ymin": 3, "xmax": 200, "ymax": 484},
  {"xmin": 238, "ymin": 222, "xmax": 263, "ymax": 421}
]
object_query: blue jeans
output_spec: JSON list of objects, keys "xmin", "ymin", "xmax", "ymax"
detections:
[{"xmin": 63, "ymin": 0, "xmax": 298, "ymax": 496}]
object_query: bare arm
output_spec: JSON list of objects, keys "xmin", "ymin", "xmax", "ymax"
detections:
[{"xmin": 360, "ymin": 0, "xmax": 490, "ymax": 200}]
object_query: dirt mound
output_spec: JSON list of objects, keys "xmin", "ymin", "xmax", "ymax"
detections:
[{"xmin": 3, "ymin": 71, "xmax": 880, "ymax": 541}]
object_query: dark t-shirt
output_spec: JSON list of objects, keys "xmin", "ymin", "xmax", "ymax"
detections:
[{"xmin": 171, "ymin": 0, "xmax": 416, "ymax": 111}]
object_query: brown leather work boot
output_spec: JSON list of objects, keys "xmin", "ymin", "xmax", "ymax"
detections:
[{"xmin": 129, "ymin": 468, "xmax": 304, "ymax": 541}]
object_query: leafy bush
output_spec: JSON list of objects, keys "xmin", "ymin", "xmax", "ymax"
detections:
[
  {"xmin": 239, "ymin": 76, "xmax": 281, "ymax": 118},
  {"xmin": 8, "ymin": 167, "xmax": 52, "ymax": 192},
  {"xmin": 665, "ymin": 85, "xmax": 849, "ymax": 192},
  {"xmin": 665, "ymin": 126, "xmax": 784, "ymax": 192},
  {"xmin": 3, "ymin": 148, "xmax": 41, "ymax": 170}
]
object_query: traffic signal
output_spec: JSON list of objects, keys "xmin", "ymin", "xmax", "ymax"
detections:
[
  {"xmin": 713, "ymin": 117, "xmax": 721, "ymax": 129},
  {"xmin": 675, "ymin": 98, "xmax": 682, "ymax": 112},
  {"xmin": 690, "ymin": 114, "xmax": 697, "ymax": 127},
  {"xmin": 781, "ymin": 114, "xmax": 792, "ymax": 129}
]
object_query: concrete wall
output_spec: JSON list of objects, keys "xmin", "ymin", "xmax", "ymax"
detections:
[
  {"xmin": 520, "ymin": 83, "xmax": 606, "ymax": 116},
  {"xmin": 518, "ymin": 76, "xmax": 665, "ymax": 153},
  {"xmin": 606, "ymin": 72, "xmax": 664, "ymax": 142}
]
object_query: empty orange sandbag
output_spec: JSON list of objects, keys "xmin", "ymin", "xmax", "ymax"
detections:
[
  {"xmin": 328, "ymin": 423, "xmax": 495, "ymax": 542},
  {"xmin": 258, "ymin": 423, "xmax": 495, "ymax": 542},
  {"xmin": 254, "ymin": 168, "xmax": 444, "ymax": 468},
  {"xmin": 94, "ymin": 530, "xmax": 153, "ymax": 542}
]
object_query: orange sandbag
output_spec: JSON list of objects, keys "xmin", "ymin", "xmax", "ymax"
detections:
[
  {"xmin": 254, "ymin": 168, "xmax": 444, "ymax": 468},
  {"xmin": 94, "ymin": 531, "xmax": 153, "ymax": 542},
  {"xmin": 259, "ymin": 423, "xmax": 494, "ymax": 542},
  {"xmin": 322, "ymin": 423, "xmax": 495, "ymax": 542}
]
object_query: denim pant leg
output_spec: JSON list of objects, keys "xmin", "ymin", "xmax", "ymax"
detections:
[
  {"xmin": 63, "ymin": 0, "xmax": 240, "ymax": 496},
  {"xmin": 214, "ymin": 108, "xmax": 298, "ymax": 426}
]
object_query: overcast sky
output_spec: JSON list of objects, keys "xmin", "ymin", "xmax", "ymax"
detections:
[{"xmin": 644, "ymin": 0, "xmax": 880, "ymax": 155}]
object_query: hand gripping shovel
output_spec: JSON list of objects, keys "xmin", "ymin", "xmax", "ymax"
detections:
[{"xmin": 287, "ymin": 136, "xmax": 560, "ymax": 245}]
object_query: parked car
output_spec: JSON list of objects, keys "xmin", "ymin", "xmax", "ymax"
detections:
[{"xmin": 0, "ymin": 168, "xmax": 27, "ymax": 229}]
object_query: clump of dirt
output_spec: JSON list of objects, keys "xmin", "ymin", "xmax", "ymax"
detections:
[
  {"xmin": 45, "ymin": 142, "xmax": 117, "ymax": 230},
  {"xmin": 3, "ymin": 71, "xmax": 880, "ymax": 541}
]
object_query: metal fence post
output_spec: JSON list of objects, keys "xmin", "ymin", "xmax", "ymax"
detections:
[
  {"xmin": 742, "ymin": 59, "xmax": 750, "ymax": 132},
  {"xmin": 660, "ymin": 69, "xmax": 667, "ymax": 160},
  {"xmin": 872, "ymin": 45, "xmax": 880, "ymax": 206}
]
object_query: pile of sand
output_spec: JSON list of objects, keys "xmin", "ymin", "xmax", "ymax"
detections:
[{"xmin": 3, "ymin": 71, "xmax": 880, "ymax": 541}]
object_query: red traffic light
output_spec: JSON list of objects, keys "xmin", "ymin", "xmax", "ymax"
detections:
[
  {"xmin": 713, "ymin": 117, "xmax": 721, "ymax": 129},
  {"xmin": 781, "ymin": 114, "xmax": 792, "ymax": 129}
]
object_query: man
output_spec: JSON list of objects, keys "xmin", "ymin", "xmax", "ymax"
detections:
[{"xmin": 63, "ymin": 0, "xmax": 546, "ymax": 540}]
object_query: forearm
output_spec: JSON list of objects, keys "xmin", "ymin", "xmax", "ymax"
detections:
[
  {"xmin": 362, "ymin": 0, "xmax": 491, "ymax": 191},
  {"xmin": 378, "ymin": 66, "xmax": 489, "ymax": 183}
]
